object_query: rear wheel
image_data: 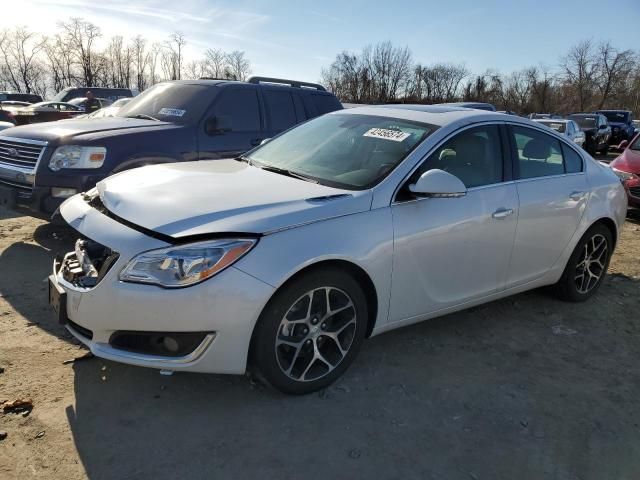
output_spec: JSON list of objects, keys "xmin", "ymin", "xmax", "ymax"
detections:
[
  {"xmin": 553, "ymin": 224, "xmax": 613, "ymax": 302},
  {"xmin": 251, "ymin": 268, "xmax": 368, "ymax": 395}
]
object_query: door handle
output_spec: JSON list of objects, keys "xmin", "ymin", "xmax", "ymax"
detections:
[
  {"xmin": 492, "ymin": 208, "xmax": 514, "ymax": 219},
  {"xmin": 250, "ymin": 138, "xmax": 263, "ymax": 146},
  {"xmin": 569, "ymin": 191, "xmax": 585, "ymax": 201}
]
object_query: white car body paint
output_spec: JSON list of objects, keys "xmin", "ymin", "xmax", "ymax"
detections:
[{"xmin": 56, "ymin": 107, "xmax": 627, "ymax": 374}]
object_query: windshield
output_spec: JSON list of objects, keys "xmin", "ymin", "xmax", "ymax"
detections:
[
  {"xmin": 569, "ymin": 115, "xmax": 597, "ymax": 129},
  {"xmin": 600, "ymin": 111, "xmax": 628, "ymax": 123},
  {"xmin": 246, "ymin": 113, "xmax": 436, "ymax": 190},
  {"xmin": 116, "ymin": 83, "xmax": 217, "ymax": 124},
  {"xmin": 538, "ymin": 121, "xmax": 566, "ymax": 133}
]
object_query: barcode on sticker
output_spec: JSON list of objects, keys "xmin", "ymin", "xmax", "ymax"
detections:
[
  {"xmin": 363, "ymin": 128, "xmax": 410, "ymax": 142},
  {"xmin": 158, "ymin": 108, "xmax": 186, "ymax": 117}
]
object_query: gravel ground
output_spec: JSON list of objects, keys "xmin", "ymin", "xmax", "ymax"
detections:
[{"xmin": 0, "ymin": 202, "xmax": 639, "ymax": 480}]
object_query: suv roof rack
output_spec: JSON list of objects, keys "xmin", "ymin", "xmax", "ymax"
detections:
[{"xmin": 247, "ymin": 76, "xmax": 326, "ymax": 91}]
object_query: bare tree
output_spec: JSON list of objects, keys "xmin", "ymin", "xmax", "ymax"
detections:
[
  {"xmin": 595, "ymin": 41, "xmax": 636, "ymax": 109},
  {"xmin": 561, "ymin": 40, "xmax": 599, "ymax": 111},
  {"xmin": 203, "ymin": 48, "xmax": 228, "ymax": 78},
  {"xmin": 225, "ymin": 50, "xmax": 251, "ymax": 81},
  {"xmin": 0, "ymin": 27, "xmax": 47, "ymax": 93},
  {"xmin": 131, "ymin": 36, "xmax": 148, "ymax": 91}
]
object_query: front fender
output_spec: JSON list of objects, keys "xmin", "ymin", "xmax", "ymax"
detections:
[{"xmin": 234, "ymin": 208, "xmax": 394, "ymax": 335}]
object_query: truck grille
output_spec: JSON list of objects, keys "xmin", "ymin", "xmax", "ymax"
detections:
[{"xmin": 0, "ymin": 138, "xmax": 46, "ymax": 170}]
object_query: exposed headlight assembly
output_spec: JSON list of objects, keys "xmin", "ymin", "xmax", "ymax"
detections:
[
  {"xmin": 49, "ymin": 145, "xmax": 106, "ymax": 171},
  {"xmin": 119, "ymin": 239, "xmax": 257, "ymax": 288}
]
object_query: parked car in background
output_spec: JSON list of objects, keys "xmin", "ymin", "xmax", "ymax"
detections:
[
  {"xmin": 68, "ymin": 97, "xmax": 113, "ymax": 112},
  {"xmin": 51, "ymin": 87, "xmax": 134, "ymax": 103},
  {"xmin": 0, "ymin": 77, "xmax": 342, "ymax": 218},
  {"xmin": 48, "ymin": 106, "xmax": 626, "ymax": 394},
  {"xmin": 76, "ymin": 98, "xmax": 132, "ymax": 119},
  {"xmin": 595, "ymin": 110, "xmax": 635, "ymax": 147},
  {"xmin": 0, "ymin": 106, "xmax": 16, "ymax": 125},
  {"xmin": 0, "ymin": 92, "xmax": 43, "ymax": 103},
  {"xmin": 0, "ymin": 121, "xmax": 14, "ymax": 131},
  {"xmin": 11, "ymin": 101, "xmax": 83, "ymax": 125},
  {"xmin": 528, "ymin": 113, "xmax": 563, "ymax": 120},
  {"xmin": 609, "ymin": 133, "xmax": 640, "ymax": 210},
  {"xmin": 567, "ymin": 113, "xmax": 611, "ymax": 155},
  {"xmin": 437, "ymin": 102, "xmax": 496, "ymax": 111},
  {"xmin": 632, "ymin": 119, "xmax": 640, "ymax": 134},
  {"xmin": 497, "ymin": 110, "xmax": 518, "ymax": 115},
  {"xmin": 533, "ymin": 119, "xmax": 585, "ymax": 147}
]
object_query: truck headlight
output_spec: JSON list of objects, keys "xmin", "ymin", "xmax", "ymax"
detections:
[
  {"xmin": 119, "ymin": 239, "xmax": 257, "ymax": 288},
  {"xmin": 49, "ymin": 145, "xmax": 106, "ymax": 171}
]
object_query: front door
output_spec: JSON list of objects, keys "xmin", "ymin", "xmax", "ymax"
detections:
[
  {"xmin": 197, "ymin": 87, "xmax": 264, "ymax": 159},
  {"xmin": 389, "ymin": 124, "xmax": 518, "ymax": 323}
]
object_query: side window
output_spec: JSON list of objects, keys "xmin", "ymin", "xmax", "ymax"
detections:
[
  {"xmin": 212, "ymin": 89, "xmax": 260, "ymax": 132},
  {"xmin": 413, "ymin": 125, "xmax": 503, "ymax": 188},
  {"xmin": 562, "ymin": 144, "xmax": 583, "ymax": 173},
  {"xmin": 264, "ymin": 90, "xmax": 297, "ymax": 132},
  {"xmin": 310, "ymin": 94, "xmax": 341, "ymax": 115},
  {"xmin": 512, "ymin": 126, "xmax": 565, "ymax": 179}
]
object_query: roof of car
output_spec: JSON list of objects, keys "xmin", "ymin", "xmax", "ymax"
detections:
[
  {"xmin": 596, "ymin": 109, "xmax": 631, "ymax": 113},
  {"xmin": 533, "ymin": 118, "xmax": 571, "ymax": 123},
  {"xmin": 336, "ymin": 104, "xmax": 535, "ymax": 128}
]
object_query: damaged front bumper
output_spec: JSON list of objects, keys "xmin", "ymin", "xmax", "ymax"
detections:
[{"xmin": 48, "ymin": 193, "xmax": 275, "ymax": 374}]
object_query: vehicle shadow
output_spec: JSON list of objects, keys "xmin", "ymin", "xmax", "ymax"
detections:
[
  {"xmin": 66, "ymin": 278, "xmax": 640, "ymax": 480},
  {"xmin": 0, "ymin": 222, "xmax": 76, "ymax": 341}
]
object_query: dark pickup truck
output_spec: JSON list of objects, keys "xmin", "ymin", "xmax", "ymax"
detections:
[
  {"xmin": 0, "ymin": 77, "xmax": 342, "ymax": 218},
  {"xmin": 595, "ymin": 109, "xmax": 635, "ymax": 146}
]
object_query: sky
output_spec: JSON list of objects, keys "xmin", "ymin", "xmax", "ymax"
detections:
[{"xmin": 2, "ymin": 0, "xmax": 640, "ymax": 83}]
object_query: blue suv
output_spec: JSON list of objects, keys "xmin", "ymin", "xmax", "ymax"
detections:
[{"xmin": 0, "ymin": 77, "xmax": 342, "ymax": 218}]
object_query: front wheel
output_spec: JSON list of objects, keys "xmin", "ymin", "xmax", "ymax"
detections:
[
  {"xmin": 251, "ymin": 268, "xmax": 368, "ymax": 395},
  {"xmin": 553, "ymin": 224, "xmax": 613, "ymax": 302}
]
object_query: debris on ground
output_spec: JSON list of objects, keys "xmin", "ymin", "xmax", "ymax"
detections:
[
  {"xmin": 35, "ymin": 431, "xmax": 45, "ymax": 439},
  {"xmin": 0, "ymin": 431, "xmax": 7, "ymax": 441},
  {"xmin": 2, "ymin": 398, "xmax": 33, "ymax": 415},
  {"xmin": 62, "ymin": 352, "xmax": 94, "ymax": 365},
  {"xmin": 0, "ymin": 367, "xmax": 5, "ymax": 374},
  {"xmin": 551, "ymin": 325, "xmax": 578, "ymax": 336}
]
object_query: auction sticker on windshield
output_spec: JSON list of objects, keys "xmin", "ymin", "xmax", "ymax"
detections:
[
  {"xmin": 363, "ymin": 128, "xmax": 410, "ymax": 142},
  {"xmin": 158, "ymin": 108, "xmax": 186, "ymax": 117}
]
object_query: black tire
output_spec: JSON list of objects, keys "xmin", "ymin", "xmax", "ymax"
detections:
[
  {"xmin": 251, "ymin": 267, "xmax": 368, "ymax": 395},
  {"xmin": 598, "ymin": 144, "xmax": 609, "ymax": 155},
  {"xmin": 553, "ymin": 224, "xmax": 613, "ymax": 302}
]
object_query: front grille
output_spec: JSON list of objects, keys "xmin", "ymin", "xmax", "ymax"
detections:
[
  {"xmin": 629, "ymin": 186, "xmax": 640, "ymax": 198},
  {"xmin": 0, "ymin": 178, "xmax": 33, "ymax": 199},
  {"xmin": 0, "ymin": 138, "xmax": 45, "ymax": 170}
]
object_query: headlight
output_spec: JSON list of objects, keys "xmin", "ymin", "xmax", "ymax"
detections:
[
  {"xmin": 49, "ymin": 145, "xmax": 106, "ymax": 171},
  {"xmin": 611, "ymin": 167, "xmax": 637, "ymax": 182},
  {"xmin": 119, "ymin": 239, "xmax": 257, "ymax": 288}
]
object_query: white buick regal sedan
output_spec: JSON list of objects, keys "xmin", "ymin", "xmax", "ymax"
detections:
[{"xmin": 50, "ymin": 106, "xmax": 627, "ymax": 394}]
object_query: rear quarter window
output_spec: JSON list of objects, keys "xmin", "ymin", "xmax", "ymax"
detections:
[
  {"xmin": 264, "ymin": 90, "xmax": 297, "ymax": 132},
  {"xmin": 310, "ymin": 93, "xmax": 342, "ymax": 115}
]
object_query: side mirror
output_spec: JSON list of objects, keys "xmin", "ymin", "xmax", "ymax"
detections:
[
  {"xmin": 205, "ymin": 115, "xmax": 232, "ymax": 135},
  {"xmin": 618, "ymin": 140, "xmax": 629, "ymax": 150},
  {"xmin": 408, "ymin": 169, "xmax": 467, "ymax": 198}
]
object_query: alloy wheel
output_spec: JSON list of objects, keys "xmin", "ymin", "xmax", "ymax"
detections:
[
  {"xmin": 574, "ymin": 233, "xmax": 608, "ymax": 294},
  {"xmin": 275, "ymin": 287, "xmax": 357, "ymax": 382}
]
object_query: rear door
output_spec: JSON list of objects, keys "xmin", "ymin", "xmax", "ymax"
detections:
[
  {"xmin": 197, "ymin": 87, "xmax": 264, "ymax": 159},
  {"xmin": 505, "ymin": 124, "xmax": 589, "ymax": 287}
]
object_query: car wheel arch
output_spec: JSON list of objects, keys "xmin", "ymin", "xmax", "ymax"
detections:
[
  {"xmin": 110, "ymin": 155, "xmax": 180, "ymax": 174},
  {"xmin": 591, "ymin": 216, "xmax": 618, "ymax": 247},
  {"xmin": 248, "ymin": 259, "xmax": 379, "ymax": 359}
]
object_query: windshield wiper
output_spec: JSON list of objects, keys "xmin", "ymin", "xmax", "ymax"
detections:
[
  {"xmin": 257, "ymin": 164, "xmax": 318, "ymax": 184},
  {"xmin": 126, "ymin": 113, "xmax": 160, "ymax": 121},
  {"xmin": 236, "ymin": 155, "xmax": 253, "ymax": 166}
]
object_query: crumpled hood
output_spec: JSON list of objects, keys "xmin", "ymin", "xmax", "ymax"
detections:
[
  {"xmin": 95, "ymin": 160, "xmax": 372, "ymax": 237},
  {"xmin": 0, "ymin": 117, "xmax": 177, "ymax": 143}
]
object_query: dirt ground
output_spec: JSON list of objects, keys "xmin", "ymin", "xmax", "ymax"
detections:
[{"xmin": 0, "ymin": 203, "xmax": 639, "ymax": 480}]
